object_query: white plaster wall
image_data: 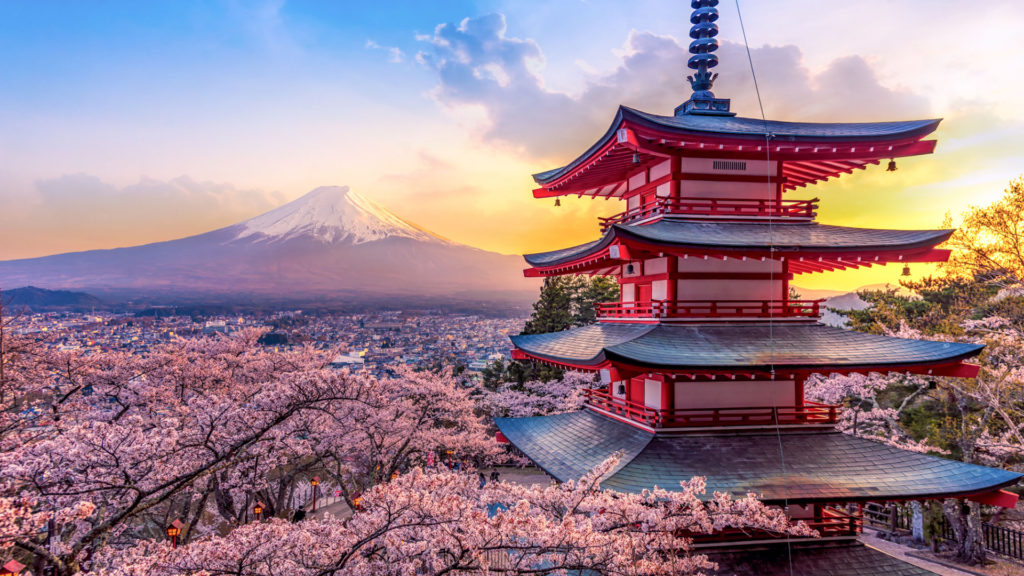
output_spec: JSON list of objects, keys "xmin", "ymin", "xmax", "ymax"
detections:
[
  {"xmin": 678, "ymin": 180, "xmax": 776, "ymax": 200},
  {"xmin": 678, "ymin": 279, "xmax": 782, "ymax": 300},
  {"xmin": 650, "ymin": 159, "xmax": 672, "ymax": 180},
  {"xmin": 656, "ymin": 182, "xmax": 672, "ymax": 197},
  {"xmin": 621, "ymin": 283, "xmax": 636, "ymax": 302},
  {"xmin": 628, "ymin": 171, "xmax": 647, "ymax": 190},
  {"xmin": 627, "ymin": 195, "xmax": 641, "ymax": 210},
  {"xmin": 672, "ymin": 380, "xmax": 795, "ymax": 409},
  {"xmin": 644, "ymin": 379, "xmax": 663, "ymax": 409},
  {"xmin": 652, "ymin": 280, "xmax": 667, "ymax": 300},
  {"xmin": 644, "ymin": 257, "xmax": 668, "ymax": 275}
]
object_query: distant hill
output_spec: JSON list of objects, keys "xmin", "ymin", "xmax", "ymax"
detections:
[
  {"xmin": 1, "ymin": 286, "xmax": 105, "ymax": 311},
  {"xmin": 0, "ymin": 186, "xmax": 537, "ymax": 306}
]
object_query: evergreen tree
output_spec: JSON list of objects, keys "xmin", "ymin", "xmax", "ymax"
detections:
[
  {"xmin": 522, "ymin": 275, "xmax": 621, "ymax": 335},
  {"xmin": 522, "ymin": 277, "xmax": 575, "ymax": 335},
  {"xmin": 512, "ymin": 275, "xmax": 621, "ymax": 383},
  {"xmin": 572, "ymin": 275, "xmax": 621, "ymax": 326}
]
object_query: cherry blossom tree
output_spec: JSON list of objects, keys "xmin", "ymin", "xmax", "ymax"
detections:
[
  {"xmin": 90, "ymin": 457, "xmax": 815, "ymax": 576},
  {"xmin": 0, "ymin": 324, "xmax": 497, "ymax": 575},
  {"xmin": 479, "ymin": 370, "xmax": 592, "ymax": 419},
  {"xmin": 301, "ymin": 365, "xmax": 500, "ymax": 512}
]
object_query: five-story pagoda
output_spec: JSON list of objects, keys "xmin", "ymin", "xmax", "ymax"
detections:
[{"xmin": 495, "ymin": 2, "xmax": 1022, "ymax": 573}]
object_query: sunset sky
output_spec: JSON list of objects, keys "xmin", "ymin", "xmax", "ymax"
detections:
[{"xmin": 2, "ymin": 1, "xmax": 1022, "ymax": 291}]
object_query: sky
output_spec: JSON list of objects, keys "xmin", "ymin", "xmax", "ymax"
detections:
[{"xmin": 1, "ymin": 0, "xmax": 1023, "ymax": 291}]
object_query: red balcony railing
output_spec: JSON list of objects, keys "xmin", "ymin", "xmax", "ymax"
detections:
[
  {"xmin": 596, "ymin": 299, "xmax": 823, "ymax": 320},
  {"xmin": 600, "ymin": 196, "xmax": 818, "ymax": 231},
  {"xmin": 689, "ymin": 505, "xmax": 862, "ymax": 543},
  {"xmin": 584, "ymin": 388, "xmax": 839, "ymax": 429}
]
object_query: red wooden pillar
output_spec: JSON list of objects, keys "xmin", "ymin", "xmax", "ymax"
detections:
[
  {"xmin": 666, "ymin": 256, "xmax": 678, "ymax": 310},
  {"xmin": 670, "ymin": 155, "xmax": 682, "ymax": 203},
  {"xmin": 782, "ymin": 259, "xmax": 790, "ymax": 302},
  {"xmin": 661, "ymin": 375, "xmax": 674, "ymax": 425},
  {"xmin": 794, "ymin": 373, "xmax": 805, "ymax": 407},
  {"xmin": 775, "ymin": 159, "xmax": 784, "ymax": 205},
  {"xmin": 604, "ymin": 367, "xmax": 622, "ymax": 396}
]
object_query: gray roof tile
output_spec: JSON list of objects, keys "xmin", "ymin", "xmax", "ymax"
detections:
[
  {"xmin": 707, "ymin": 542, "xmax": 940, "ymax": 576},
  {"xmin": 524, "ymin": 220, "xmax": 952, "ymax": 267},
  {"xmin": 495, "ymin": 411, "xmax": 1021, "ymax": 502},
  {"xmin": 510, "ymin": 323, "xmax": 983, "ymax": 370}
]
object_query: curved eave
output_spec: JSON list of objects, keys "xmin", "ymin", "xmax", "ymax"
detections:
[
  {"xmin": 495, "ymin": 411, "xmax": 1022, "ymax": 502},
  {"xmin": 533, "ymin": 106, "xmax": 941, "ymax": 194},
  {"xmin": 523, "ymin": 222, "xmax": 954, "ymax": 275},
  {"xmin": 510, "ymin": 323, "xmax": 984, "ymax": 378}
]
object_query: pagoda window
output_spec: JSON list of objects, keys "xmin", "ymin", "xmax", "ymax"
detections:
[
  {"xmin": 643, "ymin": 378, "xmax": 663, "ymax": 410},
  {"xmin": 681, "ymin": 157, "xmax": 776, "ymax": 177},
  {"xmin": 672, "ymin": 379, "xmax": 796, "ymax": 410}
]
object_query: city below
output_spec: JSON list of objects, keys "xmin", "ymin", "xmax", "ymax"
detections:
[{"xmin": 6, "ymin": 307, "xmax": 525, "ymax": 379}]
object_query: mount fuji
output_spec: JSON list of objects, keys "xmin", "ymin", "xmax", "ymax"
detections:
[{"xmin": 0, "ymin": 186, "xmax": 535, "ymax": 304}]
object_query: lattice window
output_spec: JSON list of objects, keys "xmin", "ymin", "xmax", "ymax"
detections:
[{"xmin": 712, "ymin": 160, "xmax": 747, "ymax": 171}]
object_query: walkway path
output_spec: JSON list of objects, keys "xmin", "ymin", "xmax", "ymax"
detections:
[{"xmin": 861, "ymin": 527, "xmax": 1010, "ymax": 576}]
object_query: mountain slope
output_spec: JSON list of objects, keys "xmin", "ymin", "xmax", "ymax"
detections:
[
  {"xmin": 0, "ymin": 186, "xmax": 534, "ymax": 303},
  {"xmin": 1, "ymin": 286, "xmax": 105, "ymax": 311}
]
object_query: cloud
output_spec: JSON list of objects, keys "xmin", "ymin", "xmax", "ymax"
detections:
[
  {"xmin": 0, "ymin": 175, "xmax": 283, "ymax": 259},
  {"xmin": 365, "ymin": 38, "xmax": 405, "ymax": 63},
  {"xmin": 417, "ymin": 14, "xmax": 933, "ymax": 160}
]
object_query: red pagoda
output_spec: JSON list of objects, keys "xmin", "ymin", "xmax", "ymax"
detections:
[{"xmin": 495, "ymin": 1, "xmax": 1022, "ymax": 573}]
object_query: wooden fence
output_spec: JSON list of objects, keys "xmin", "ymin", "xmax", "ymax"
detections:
[{"xmin": 865, "ymin": 502, "xmax": 1024, "ymax": 562}]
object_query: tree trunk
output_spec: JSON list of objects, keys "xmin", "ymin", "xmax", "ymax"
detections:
[
  {"xmin": 911, "ymin": 501, "xmax": 924, "ymax": 543},
  {"xmin": 942, "ymin": 498, "xmax": 986, "ymax": 565}
]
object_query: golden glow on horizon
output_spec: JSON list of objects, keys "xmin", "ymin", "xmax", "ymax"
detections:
[{"xmin": 3, "ymin": 2, "xmax": 1022, "ymax": 300}]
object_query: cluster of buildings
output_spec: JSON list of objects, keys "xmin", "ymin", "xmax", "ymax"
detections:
[{"xmin": 8, "ymin": 310, "xmax": 523, "ymax": 376}]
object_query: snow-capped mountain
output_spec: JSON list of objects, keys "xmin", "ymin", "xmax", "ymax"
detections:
[
  {"xmin": 233, "ymin": 186, "xmax": 446, "ymax": 245},
  {"xmin": 0, "ymin": 187, "xmax": 534, "ymax": 304}
]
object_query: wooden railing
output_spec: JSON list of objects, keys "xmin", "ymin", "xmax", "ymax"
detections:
[
  {"xmin": 600, "ymin": 196, "xmax": 818, "ymax": 230},
  {"xmin": 584, "ymin": 388, "xmax": 839, "ymax": 429},
  {"xmin": 690, "ymin": 505, "xmax": 861, "ymax": 543},
  {"xmin": 866, "ymin": 502, "xmax": 1024, "ymax": 562},
  {"xmin": 596, "ymin": 299, "xmax": 822, "ymax": 320}
]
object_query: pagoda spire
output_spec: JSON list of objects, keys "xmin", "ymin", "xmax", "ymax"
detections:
[{"xmin": 675, "ymin": 0, "xmax": 735, "ymax": 117}]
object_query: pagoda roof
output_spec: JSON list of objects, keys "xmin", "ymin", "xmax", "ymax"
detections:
[
  {"xmin": 524, "ymin": 220, "xmax": 952, "ymax": 271},
  {"xmin": 510, "ymin": 323, "xmax": 982, "ymax": 375},
  {"xmin": 706, "ymin": 542, "xmax": 939, "ymax": 576},
  {"xmin": 494, "ymin": 410, "xmax": 1021, "ymax": 502},
  {"xmin": 533, "ymin": 106, "xmax": 940, "ymax": 196}
]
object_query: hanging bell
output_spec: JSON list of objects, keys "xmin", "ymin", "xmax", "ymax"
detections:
[
  {"xmin": 554, "ymin": 198, "xmax": 561, "ymax": 207},
  {"xmin": 902, "ymin": 264, "xmax": 911, "ymax": 276},
  {"xmin": 887, "ymin": 159, "xmax": 898, "ymax": 172},
  {"xmin": 632, "ymin": 151, "xmax": 641, "ymax": 164}
]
